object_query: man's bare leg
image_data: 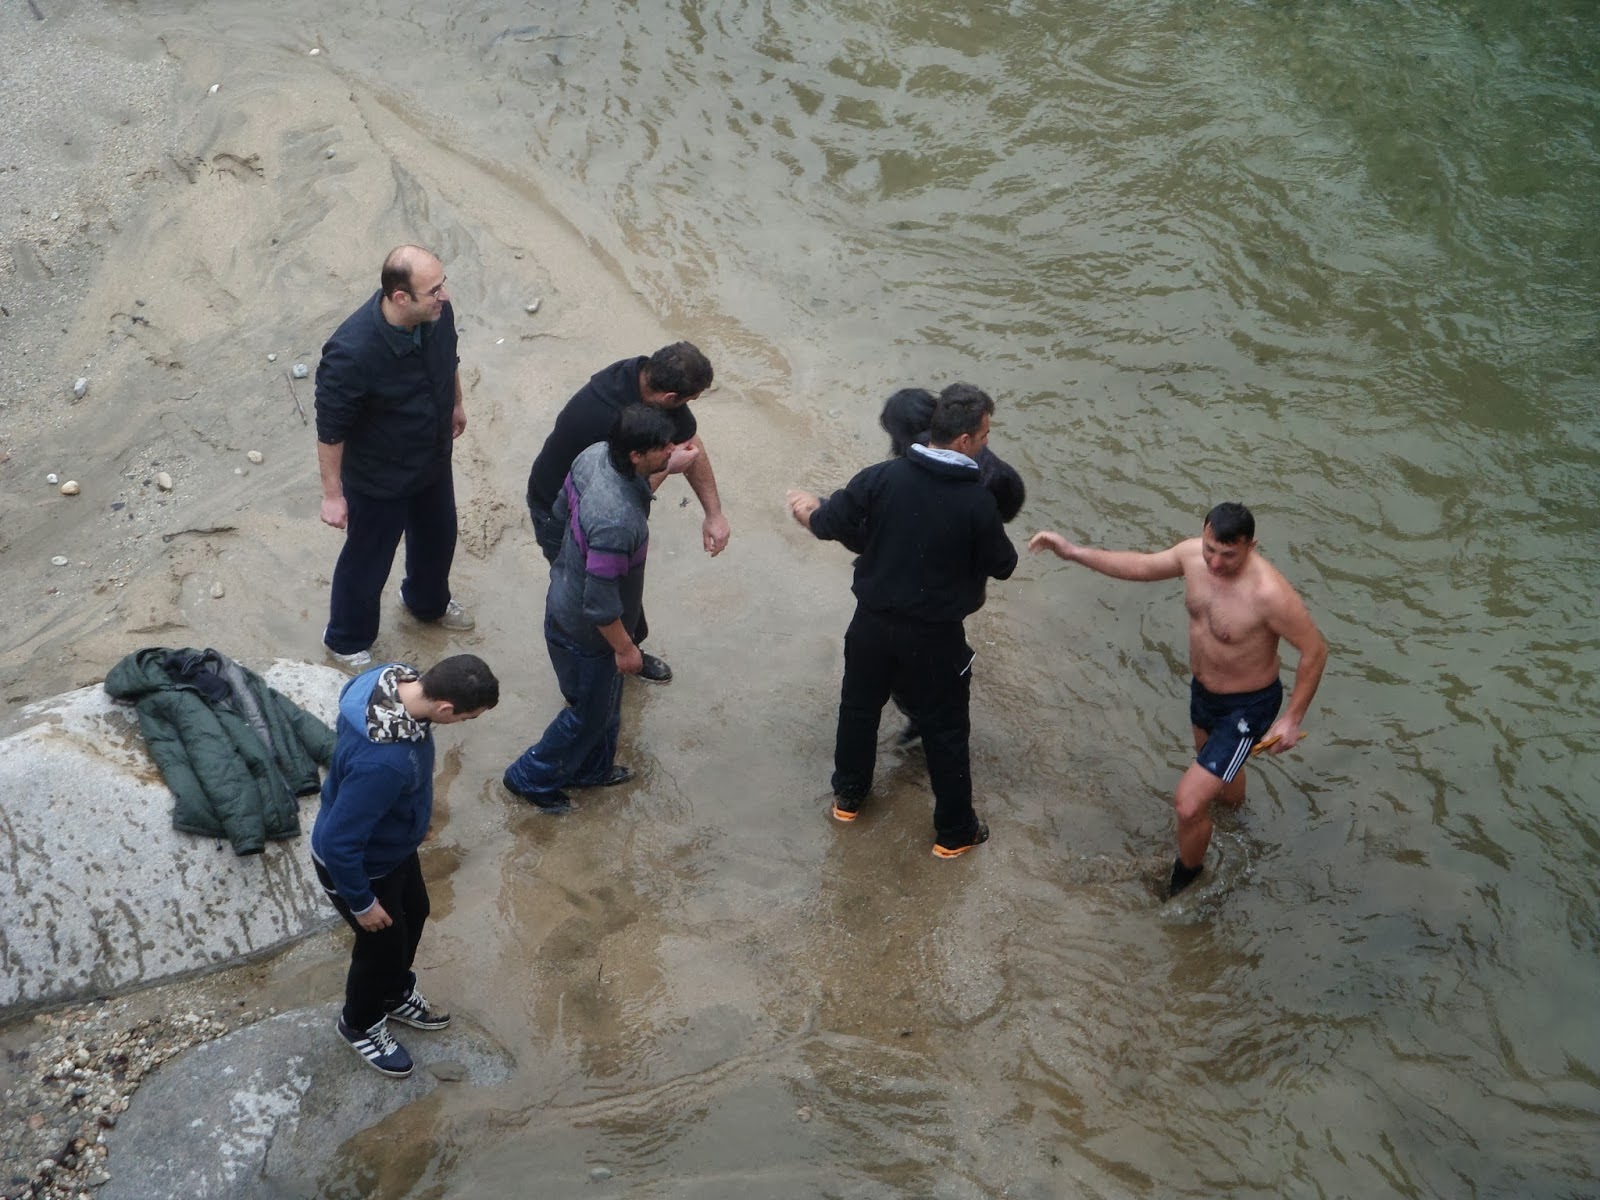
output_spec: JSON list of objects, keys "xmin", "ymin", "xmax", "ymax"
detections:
[{"xmin": 1170, "ymin": 759, "xmax": 1227, "ymax": 896}]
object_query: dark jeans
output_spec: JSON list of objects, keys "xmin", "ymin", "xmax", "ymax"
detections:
[
  {"xmin": 832, "ymin": 606, "xmax": 978, "ymax": 844},
  {"xmin": 325, "ymin": 471, "xmax": 458, "ymax": 655},
  {"xmin": 504, "ymin": 616, "xmax": 623, "ymax": 797},
  {"xmin": 528, "ymin": 498, "xmax": 650, "ymax": 644},
  {"xmin": 315, "ymin": 852, "xmax": 428, "ymax": 1031}
]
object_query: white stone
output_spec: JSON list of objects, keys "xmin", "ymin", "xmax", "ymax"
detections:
[
  {"xmin": 60, "ymin": 480, "xmax": 80, "ymax": 496},
  {"xmin": 246, "ymin": 450, "xmax": 264, "ymax": 464},
  {"xmin": 266, "ymin": 353, "xmax": 277, "ymax": 363},
  {"xmin": 524, "ymin": 298, "xmax": 541, "ymax": 314},
  {"xmin": 208, "ymin": 83, "xmax": 220, "ymax": 94},
  {"xmin": 291, "ymin": 363, "xmax": 309, "ymax": 379},
  {"xmin": 155, "ymin": 472, "xmax": 173, "ymax": 491},
  {"xmin": 324, "ymin": 148, "xmax": 335, "ymax": 159},
  {"xmin": 46, "ymin": 472, "xmax": 59, "ymax": 484},
  {"xmin": 209, "ymin": 582, "xmax": 225, "ymax": 599},
  {"xmin": 73, "ymin": 377, "xmax": 89, "ymax": 398},
  {"xmin": 51, "ymin": 556, "xmax": 69, "ymax": 567},
  {"xmin": 308, "ymin": 47, "xmax": 321, "ymax": 55}
]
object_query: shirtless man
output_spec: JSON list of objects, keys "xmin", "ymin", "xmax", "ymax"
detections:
[{"xmin": 1029, "ymin": 502, "xmax": 1327, "ymax": 897}]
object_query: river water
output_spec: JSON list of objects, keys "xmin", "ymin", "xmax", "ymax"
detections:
[{"xmin": 157, "ymin": 0, "xmax": 1600, "ymax": 1194}]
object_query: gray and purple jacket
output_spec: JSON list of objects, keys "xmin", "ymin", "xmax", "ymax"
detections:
[{"xmin": 545, "ymin": 441, "xmax": 653, "ymax": 652}]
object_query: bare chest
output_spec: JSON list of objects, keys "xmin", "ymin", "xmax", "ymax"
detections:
[{"xmin": 1184, "ymin": 577, "xmax": 1267, "ymax": 648}]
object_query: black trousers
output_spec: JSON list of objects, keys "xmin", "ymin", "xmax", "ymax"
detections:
[
  {"xmin": 325, "ymin": 471, "xmax": 458, "ymax": 655},
  {"xmin": 315, "ymin": 852, "xmax": 429, "ymax": 1031},
  {"xmin": 832, "ymin": 606, "xmax": 978, "ymax": 844}
]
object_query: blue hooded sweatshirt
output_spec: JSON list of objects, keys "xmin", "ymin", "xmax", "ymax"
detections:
[{"xmin": 310, "ymin": 666, "xmax": 434, "ymax": 913}]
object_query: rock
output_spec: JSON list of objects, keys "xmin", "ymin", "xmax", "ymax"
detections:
[
  {"xmin": 88, "ymin": 1171, "xmax": 112, "ymax": 1186},
  {"xmin": 589, "ymin": 1167, "xmax": 613, "ymax": 1182},
  {"xmin": 266, "ymin": 353, "xmax": 277, "ymax": 363},
  {"xmin": 73, "ymin": 377, "xmax": 89, "ymax": 399},
  {"xmin": 324, "ymin": 148, "xmax": 336, "ymax": 159},
  {"xmin": 246, "ymin": 450, "xmax": 264, "ymax": 464},
  {"xmin": 308, "ymin": 47, "xmax": 321, "ymax": 55},
  {"xmin": 209, "ymin": 582, "xmax": 225, "ymax": 600},
  {"xmin": 425, "ymin": 1061, "xmax": 466, "ymax": 1082},
  {"xmin": 60, "ymin": 481, "xmax": 80, "ymax": 496},
  {"xmin": 46, "ymin": 473, "xmax": 59, "ymax": 484},
  {"xmin": 291, "ymin": 363, "xmax": 308, "ymax": 379},
  {"xmin": 27, "ymin": 1112, "xmax": 45, "ymax": 1130},
  {"xmin": 795, "ymin": 1105, "xmax": 812, "ymax": 1122},
  {"xmin": 234, "ymin": 468, "xmax": 246, "ymax": 476},
  {"xmin": 208, "ymin": 83, "xmax": 219, "ymax": 95},
  {"xmin": 524, "ymin": 298, "xmax": 541, "ymax": 314},
  {"xmin": 154, "ymin": 473, "xmax": 173, "ymax": 492}
]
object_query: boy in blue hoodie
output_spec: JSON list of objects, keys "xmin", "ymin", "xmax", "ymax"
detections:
[{"xmin": 311, "ymin": 653, "xmax": 499, "ymax": 1077}]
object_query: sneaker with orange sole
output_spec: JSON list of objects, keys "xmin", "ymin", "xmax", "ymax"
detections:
[{"xmin": 932, "ymin": 819, "xmax": 989, "ymax": 859}]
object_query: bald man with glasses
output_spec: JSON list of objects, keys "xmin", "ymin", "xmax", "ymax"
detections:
[{"xmin": 315, "ymin": 244, "xmax": 475, "ymax": 669}]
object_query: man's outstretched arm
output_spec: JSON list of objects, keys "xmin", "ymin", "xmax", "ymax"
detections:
[{"xmin": 1028, "ymin": 531, "xmax": 1186, "ymax": 582}]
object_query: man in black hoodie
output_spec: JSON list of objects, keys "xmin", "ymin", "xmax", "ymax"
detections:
[
  {"xmin": 524, "ymin": 342, "xmax": 728, "ymax": 683},
  {"xmin": 787, "ymin": 384, "xmax": 1018, "ymax": 858}
]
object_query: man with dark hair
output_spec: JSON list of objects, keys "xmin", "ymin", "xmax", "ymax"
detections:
[
  {"xmin": 524, "ymin": 342, "xmax": 729, "ymax": 683},
  {"xmin": 787, "ymin": 383, "xmax": 1018, "ymax": 858},
  {"xmin": 504, "ymin": 405, "xmax": 678, "ymax": 813},
  {"xmin": 311, "ymin": 653, "xmax": 499, "ymax": 1078},
  {"xmin": 316, "ymin": 245, "xmax": 474, "ymax": 671},
  {"xmin": 1030, "ymin": 502, "xmax": 1328, "ymax": 896}
]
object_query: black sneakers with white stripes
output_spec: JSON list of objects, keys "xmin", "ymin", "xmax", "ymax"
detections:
[
  {"xmin": 336, "ymin": 1016, "xmax": 414, "ymax": 1078},
  {"xmin": 387, "ymin": 987, "xmax": 451, "ymax": 1031}
]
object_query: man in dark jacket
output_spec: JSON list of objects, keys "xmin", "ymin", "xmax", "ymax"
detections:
[
  {"xmin": 504, "ymin": 406, "xmax": 677, "ymax": 813},
  {"xmin": 787, "ymin": 384, "xmax": 1018, "ymax": 858},
  {"xmin": 524, "ymin": 342, "xmax": 728, "ymax": 682},
  {"xmin": 315, "ymin": 245, "xmax": 474, "ymax": 671},
  {"xmin": 311, "ymin": 653, "xmax": 499, "ymax": 1078}
]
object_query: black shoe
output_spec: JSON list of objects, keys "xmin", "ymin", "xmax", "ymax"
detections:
[
  {"xmin": 1168, "ymin": 857, "xmax": 1204, "ymax": 897},
  {"xmin": 577, "ymin": 764, "xmax": 633, "ymax": 788},
  {"xmin": 638, "ymin": 653, "xmax": 673, "ymax": 683},
  {"xmin": 894, "ymin": 722, "xmax": 922, "ymax": 749},
  {"xmin": 386, "ymin": 987, "xmax": 451, "ymax": 1031},
  {"xmin": 502, "ymin": 772, "xmax": 575, "ymax": 814},
  {"xmin": 831, "ymin": 792, "xmax": 865, "ymax": 823},
  {"xmin": 932, "ymin": 819, "xmax": 990, "ymax": 859}
]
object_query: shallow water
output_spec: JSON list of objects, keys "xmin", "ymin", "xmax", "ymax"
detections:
[{"xmin": 147, "ymin": 0, "xmax": 1600, "ymax": 1193}]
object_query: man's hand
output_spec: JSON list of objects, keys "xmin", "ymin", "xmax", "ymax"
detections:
[
  {"xmin": 356, "ymin": 900, "xmax": 392, "ymax": 932},
  {"xmin": 1028, "ymin": 530, "xmax": 1078, "ymax": 560},
  {"xmin": 452, "ymin": 402, "xmax": 467, "ymax": 439},
  {"xmin": 665, "ymin": 443, "xmax": 700, "ymax": 475},
  {"xmin": 321, "ymin": 495, "xmax": 349, "ymax": 530},
  {"xmin": 786, "ymin": 489, "xmax": 820, "ymax": 530},
  {"xmin": 1258, "ymin": 715, "xmax": 1304, "ymax": 754},
  {"xmin": 615, "ymin": 643, "xmax": 644, "ymax": 676},
  {"xmin": 702, "ymin": 512, "xmax": 730, "ymax": 556}
]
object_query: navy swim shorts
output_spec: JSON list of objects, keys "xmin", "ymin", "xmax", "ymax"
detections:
[{"xmin": 1189, "ymin": 678, "xmax": 1283, "ymax": 782}]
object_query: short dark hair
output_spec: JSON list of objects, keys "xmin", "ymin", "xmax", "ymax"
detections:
[
  {"xmin": 879, "ymin": 388, "xmax": 936, "ymax": 458},
  {"xmin": 644, "ymin": 342, "xmax": 713, "ymax": 397},
  {"xmin": 1205, "ymin": 501, "xmax": 1255, "ymax": 543},
  {"xmin": 929, "ymin": 383, "xmax": 994, "ymax": 445},
  {"xmin": 607, "ymin": 403, "xmax": 677, "ymax": 473},
  {"xmin": 380, "ymin": 245, "xmax": 432, "ymax": 300},
  {"xmin": 419, "ymin": 654, "xmax": 499, "ymax": 712},
  {"xmin": 977, "ymin": 448, "xmax": 1025, "ymax": 522}
]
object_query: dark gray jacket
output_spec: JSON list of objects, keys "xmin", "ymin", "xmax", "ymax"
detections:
[{"xmin": 546, "ymin": 443, "xmax": 654, "ymax": 652}]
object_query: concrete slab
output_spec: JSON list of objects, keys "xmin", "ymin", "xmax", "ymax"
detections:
[
  {"xmin": 101, "ymin": 1003, "xmax": 516, "ymax": 1200},
  {"xmin": 0, "ymin": 661, "xmax": 346, "ymax": 1014}
]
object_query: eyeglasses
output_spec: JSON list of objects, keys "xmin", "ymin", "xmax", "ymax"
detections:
[{"xmin": 412, "ymin": 280, "xmax": 447, "ymax": 299}]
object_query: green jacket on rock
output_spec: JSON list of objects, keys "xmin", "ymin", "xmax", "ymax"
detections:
[{"xmin": 104, "ymin": 647, "xmax": 334, "ymax": 855}]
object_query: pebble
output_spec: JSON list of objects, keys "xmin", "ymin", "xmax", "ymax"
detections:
[
  {"xmin": 524, "ymin": 298, "xmax": 541, "ymax": 314},
  {"xmin": 795, "ymin": 1105, "xmax": 813, "ymax": 1122},
  {"xmin": 308, "ymin": 47, "xmax": 321, "ymax": 55},
  {"xmin": 72, "ymin": 377, "xmax": 88, "ymax": 399},
  {"xmin": 589, "ymin": 1167, "xmax": 613, "ymax": 1182},
  {"xmin": 426, "ymin": 1062, "xmax": 467, "ymax": 1082},
  {"xmin": 291, "ymin": 363, "xmax": 309, "ymax": 379},
  {"xmin": 60, "ymin": 481, "xmax": 80, "ymax": 496},
  {"xmin": 246, "ymin": 450, "xmax": 264, "ymax": 464},
  {"xmin": 234, "ymin": 467, "xmax": 246, "ymax": 476},
  {"xmin": 46, "ymin": 472, "xmax": 59, "ymax": 484},
  {"xmin": 209, "ymin": 582, "xmax": 225, "ymax": 599},
  {"xmin": 324, "ymin": 148, "xmax": 336, "ymax": 159},
  {"xmin": 266, "ymin": 353, "xmax": 277, "ymax": 363},
  {"xmin": 208, "ymin": 83, "xmax": 219, "ymax": 94},
  {"xmin": 155, "ymin": 472, "xmax": 173, "ymax": 491}
]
